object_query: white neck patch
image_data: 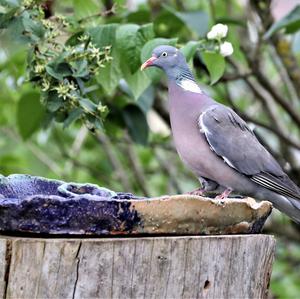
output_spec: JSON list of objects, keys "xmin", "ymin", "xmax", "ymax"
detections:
[{"xmin": 178, "ymin": 79, "xmax": 202, "ymax": 94}]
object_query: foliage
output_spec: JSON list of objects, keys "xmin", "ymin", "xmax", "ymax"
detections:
[{"xmin": 1, "ymin": 0, "xmax": 300, "ymax": 297}]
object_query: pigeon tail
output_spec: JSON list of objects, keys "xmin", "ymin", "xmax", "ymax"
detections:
[{"xmin": 271, "ymin": 194, "xmax": 300, "ymax": 224}]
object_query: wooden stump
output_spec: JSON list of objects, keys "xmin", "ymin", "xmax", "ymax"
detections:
[{"xmin": 0, "ymin": 235, "xmax": 275, "ymax": 299}]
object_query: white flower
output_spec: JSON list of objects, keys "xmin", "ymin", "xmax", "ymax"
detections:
[
  {"xmin": 207, "ymin": 23, "xmax": 228, "ymax": 40},
  {"xmin": 219, "ymin": 42, "xmax": 234, "ymax": 57}
]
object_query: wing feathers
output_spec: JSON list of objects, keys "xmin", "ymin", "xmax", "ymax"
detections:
[
  {"xmin": 251, "ymin": 173, "xmax": 300, "ymax": 200},
  {"xmin": 199, "ymin": 105, "xmax": 300, "ymax": 200}
]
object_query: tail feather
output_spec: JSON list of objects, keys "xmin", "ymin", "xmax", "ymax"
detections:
[{"xmin": 272, "ymin": 195, "xmax": 300, "ymax": 224}]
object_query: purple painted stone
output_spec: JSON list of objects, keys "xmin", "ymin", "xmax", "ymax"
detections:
[{"xmin": 0, "ymin": 174, "xmax": 141, "ymax": 235}]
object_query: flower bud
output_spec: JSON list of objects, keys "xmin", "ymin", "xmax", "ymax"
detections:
[
  {"xmin": 207, "ymin": 23, "xmax": 228, "ymax": 40},
  {"xmin": 220, "ymin": 42, "xmax": 234, "ymax": 57}
]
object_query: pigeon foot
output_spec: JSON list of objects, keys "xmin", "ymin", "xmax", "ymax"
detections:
[{"xmin": 215, "ymin": 188, "xmax": 233, "ymax": 200}]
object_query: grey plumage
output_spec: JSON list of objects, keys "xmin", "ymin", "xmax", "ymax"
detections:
[{"xmin": 141, "ymin": 45, "xmax": 300, "ymax": 223}]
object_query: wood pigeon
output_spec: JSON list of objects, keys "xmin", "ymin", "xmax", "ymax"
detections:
[{"xmin": 141, "ymin": 45, "xmax": 300, "ymax": 223}]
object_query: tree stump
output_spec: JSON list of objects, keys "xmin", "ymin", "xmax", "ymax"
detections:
[{"xmin": 0, "ymin": 235, "xmax": 275, "ymax": 299}]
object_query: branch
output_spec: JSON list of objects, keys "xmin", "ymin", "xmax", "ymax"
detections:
[{"xmin": 251, "ymin": 0, "xmax": 300, "ymax": 97}]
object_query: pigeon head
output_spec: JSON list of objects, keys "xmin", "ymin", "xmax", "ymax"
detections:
[
  {"xmin": 141, "ymin": 45, "xmax": 200, "ymax": 92},
  {"xmin": 141, "ymin": 45, "xmax": 191, "ymax": 80}
]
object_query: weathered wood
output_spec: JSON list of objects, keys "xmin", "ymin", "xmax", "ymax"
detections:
[{"xmin": 0, "ymin": 235, "xmax": 275, "ymax": 299}]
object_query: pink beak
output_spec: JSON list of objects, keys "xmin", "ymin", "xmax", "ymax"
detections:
[{"xmin": 140, "ymin": 56, "xmax": 157, "ymax": 71}]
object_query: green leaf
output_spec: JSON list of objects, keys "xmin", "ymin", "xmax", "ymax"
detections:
[
  {"xmin": 140, "ymin": 37, "xmax": 177, "ymax": 81},
  {"xmin": 122, "ymin": 104, "xmax": 149, "ymax": 145},
  {"xmin": 202, "ymin": 52, "xmax": 225, "ymax": 85},
  {"xmin": 73, "ymin": 0, "xmax": 101, "ymax": 19},
  {"xmin": 116, "ymin": 23, "xmax": 154, "ymax": 73},
  {"xmin": 0, "ymin": 0, "xmax": 21, "ymax": 7},
  {"xmin": 88, "ymin": 24, "xmax": 118, "ymax": 48},
  {"xmin": 123, "ymin": 65, "xmax": 151, "ymax": 100},
  {"xmin": 17, "ymin": 91, "xmax": 45, "ymax": 140},
  {"xmin": 98, "ymin": 48, "xmax": 122, "ymax": 95},
  {"xmin": 163, "ymin": 5, "xmax": 209, "ymax": 37},
  {"xmin": 21, "ymin": 11, "xmax": 45, "ymax": 43},
  {"xmin": 180, "ymin": 41, "xmax": 199, "ymax": 61},
  {"xmin": 264, "ymin": 5, "xmax": 300, "ymax": 38},
  {"xmin": 0, "ymin": 7, "xmax": 18, "ymax": 29},
  {"xmin": 71, "ymin": 59, "xmax": 89, "ymax": 78}
]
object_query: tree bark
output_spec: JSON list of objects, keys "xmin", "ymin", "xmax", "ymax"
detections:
[{"xmin": 0, "ymin": 235, "xmax": 275, "ymax": 299}]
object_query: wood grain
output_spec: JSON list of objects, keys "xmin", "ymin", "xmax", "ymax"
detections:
[{"xmin": 0, "ymin": 235, "xmax": 275, "ymax": 299}]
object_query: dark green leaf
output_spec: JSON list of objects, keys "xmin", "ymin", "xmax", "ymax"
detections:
[
  {"xmin": 215, "ymin": 17, "xmax": 246, "ymax": 27},
  {"xmin": 122, "ymin": 104, "xmax": 148, "ymax": 145},
  {"xmin": 79, "ymin": 97, "xmax": 97, "ymax": 113},
  {"xmin": 127, "ymin": 10, "xmax": 151, "ymax": 24},
  {"xmin": 0, "ymin": 7, "xmax": 18, "ymax": 28},
  {"xmin": 71, "ymin": 59, "xmax": 89, "ymax": 78},
  {"xmin": 46, "ymin": 62, "xmax": 72, "ymax": 80},
  {"xmin": 21, "ymin": 11, "xmax": 45, "ymax": 42},
  {"xmin": 163, "ymin": 5, "xmax": 209, "ymax": 37},
  {"xmin": 137, "ymin": 86, "xmax": 154, "ymax": 113},
  {"xmin": 153, "ymin": 10, "xmax": 184, "ymax": 37},
  {"xmin": 17, "ymin": 91, "xmax": 45, "ymax": 140},
  {"xmin": 63, "ymin": 108, "xmax": 83, "ymax": 128},
  {"xmin": 202, "ymin": 52, "xmax": 225, "ymax": 85},
  {"xmin": 45, "ymin": 92, "xmax": 63, "ymax": 112},
  {"xmin": 264, "ymin": 5, "xmax": 300, "ymax": 38},
  {"xmin": 66, "ymin": 31, "xmax": 85, "ymax": 46}
]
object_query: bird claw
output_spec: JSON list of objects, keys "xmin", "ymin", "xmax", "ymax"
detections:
[{"xmin": 215, "ymin": 188, "xmax": 232, "ymax": 200}]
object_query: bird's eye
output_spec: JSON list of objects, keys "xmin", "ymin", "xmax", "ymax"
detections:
[{"xmin": 161, "ymin": 52, "xmax": 168, "ymax": 57}]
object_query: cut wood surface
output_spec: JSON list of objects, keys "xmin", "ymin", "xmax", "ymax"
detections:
[{"xmin": 0, "ymin": 235, "xmax": 275, "ymax": 299}]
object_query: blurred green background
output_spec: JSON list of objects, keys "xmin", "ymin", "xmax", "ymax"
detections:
[{"xmin": 1, "ymin": 0, "xmax": 300, "ymax": 297}]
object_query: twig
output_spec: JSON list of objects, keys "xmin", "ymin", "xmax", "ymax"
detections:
[
  {"xmin": 154, "ymin": 148, "xmax": 183, "ymax": 194},
  {"xmin": 122, "ymin": 133, "xmax": 150, "ymax": 197},
  {"xmin": 95, "ymin": 131, "xmax": 132, "ymax": 191},
  {"xmin": 78, "ymin": 3, "xmax": 117, "ymax": 23},
  {"xmin": 225, "ymin": 84, "xmax": 300, "ymax": 150},
  {"xmin": 63, "ymin": 126, "xmax": 88, "ymax": 175},
  {"xmin": 1, "ymin": 127, "xmax": 63, "ymax": 176},
  {"xmin": 251, "ymin": 0, "xmax": 300, "ymax": 97},
  {"xmin": 268, "ymin": 45, "xmax": 298, "ymax": 105}
]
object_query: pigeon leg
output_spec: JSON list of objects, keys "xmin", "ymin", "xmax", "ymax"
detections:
[
  {"xmin": 215, "ymin": 188, "xmax": 233, "ymax": 200},
  {"xmin": 187, "ymin": 187, "xmax": 206, "ymax": 196},
  {"xmin": 187, "ymin": 177, "xmax": 221, "ymax": 197}
]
